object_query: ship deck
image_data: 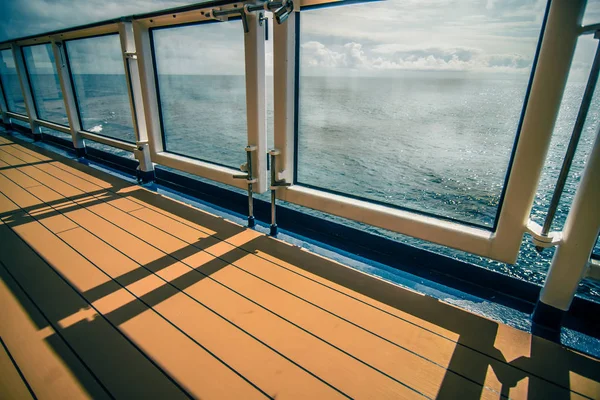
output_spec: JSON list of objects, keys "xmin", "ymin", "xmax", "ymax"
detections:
[{"xmin": 0, "ymin": 132, "xmax": 599, "ymax": 399}]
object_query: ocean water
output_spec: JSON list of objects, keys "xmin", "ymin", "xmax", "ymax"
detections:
[{"xmin": 11, "ymin": 73, "xmax": 600, "ymax": 300}]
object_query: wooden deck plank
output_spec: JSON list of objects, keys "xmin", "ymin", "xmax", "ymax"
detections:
[
  {"xmin": 0, "ymin": 178, "xmax": 267, "ymax": 399},
  {"xmin": 0, "ymin": 263, "xmax": 109, "ymax": 400},
  {"xmin": 0, "ymin": 338, "xmax": 35, "ymax": 400},
  {"xmin": 0, "ymin": 218, "xmax": 188, "ymax": 398}
]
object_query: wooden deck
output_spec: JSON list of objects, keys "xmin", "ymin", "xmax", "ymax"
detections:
[{"xmin": 0, "ymin": 133, "xmax": 598, "ymax": 400}]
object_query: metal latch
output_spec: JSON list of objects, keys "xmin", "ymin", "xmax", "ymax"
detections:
[
  {"xmin": 525, "ymin": 219, "xmax": 562, "ymax": 251},
  {"xmin": 269, "ymin": 149, "xmax": 291, "ymax": 236},
  {"xmin": 233, "ymin": 145, "xmax": 258, "ymax": 227}
]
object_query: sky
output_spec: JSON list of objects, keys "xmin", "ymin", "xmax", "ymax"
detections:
[{"xmin": 0, "ymin": 0, "xmax": 599, "ymax": 78}]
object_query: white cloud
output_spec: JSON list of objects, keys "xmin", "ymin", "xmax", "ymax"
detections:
[{"xmin": 302, "ymin": 41, "xmax": 533, "ymax": 74}]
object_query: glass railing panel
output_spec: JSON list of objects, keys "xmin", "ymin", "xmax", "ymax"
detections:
[
  {"xmin": 65, "ymin": 34, "xmax": 135, "ymax": 143},
  {"xmin": 152, "ymin": 21, "xmax": 246, "ymax": 169},
  {"xmin": 22, "ymin": 44, "xmax": 69, "ymax": 126},
  {"xmin": 0, "ymin": 49, "xmax": 27, "ymax": 115},
  {"xmin": 295, "ymin": 1, "xmax": 546, "ymax": 228},
  {"xmin": 583, "ymin": 0, "xmax": 600, "ymax": 26}
]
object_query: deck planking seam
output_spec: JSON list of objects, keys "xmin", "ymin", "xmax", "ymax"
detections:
[{"xmin": 0, "ymin": 335, "xmax": 38, "ymax": 400}]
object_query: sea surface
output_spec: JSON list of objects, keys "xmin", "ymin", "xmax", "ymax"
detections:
[{"xmin": 9, "ymin": 73, "xmax": 600, "ymax": 300}]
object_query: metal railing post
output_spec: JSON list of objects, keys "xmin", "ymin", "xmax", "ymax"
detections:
[
  {"xmin": 490, "ymin": 0, "xmax": 587, "ymax": 262},
  {"xmin": 119, "ymin": 20, "xmax": 155, "ymax": 183},
  {"xmin": 539, "ymin": 32, "xmax": 600, "ymax": 243},
  {"xmin": 132, "ymin": 21, "xmax": 165, "ymax": 165},
  {"xmin": 273, "ymin": 9, "xmax": 296, "ymax": 184},
  {"xmin": 51, "ymin": 39, "xmax": 86, "ymax": 156},
  {"xmin": 11, "ymin": 44, "xmax": 41, "ymax": 139},
  {"xmin": 533, "ymin": 124, "xmax": 600, "ymax": 329},
  {"xmin": 244, "ymin": 9, "xmax": 268, "ymax": 194},
  {"xmin": 233, "ymin": 145, "xmax": 258, "ymax": 227},
  {"xmin": 269, "ymin": 149, "xmax": 291, "ymax": 236}
]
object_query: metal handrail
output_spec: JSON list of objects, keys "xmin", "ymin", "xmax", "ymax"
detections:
[{"xmin": 539, "ymin": 31, "xmax": 600, "ymax": 240}]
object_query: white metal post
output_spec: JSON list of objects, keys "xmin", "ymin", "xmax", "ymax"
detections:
[
  {"xmin": 490, "ymin": 0, "xmax": 586, "ymax": 262},
  {"xmin": 244, "ymin": 11, "xmax": 268, "ymax": 193},
  {"xmin": 51, "ymin": 39, "xmax": 86, "ymax": 156},
  {"xmin": 533, "ymin": 125, "xmax": 600, "ymax": 326},
  {"xmin": 132, "ymin": 21, "xmax": 164, "ymax": 160},
  {"xmin": 119, "ymin": 21, "xmax": 155, "ymax": 182},
  {"xmin": 11, "ymin": 43, "xmax": 41, "ymax": 138},
  {"xmin": 273, "ymin": 11, "xmax": 296, "ymax": 184}
]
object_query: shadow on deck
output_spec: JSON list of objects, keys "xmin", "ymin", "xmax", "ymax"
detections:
[{"xmin": 0, "ymin": 132, "xmax": 598, "ymax": 399}]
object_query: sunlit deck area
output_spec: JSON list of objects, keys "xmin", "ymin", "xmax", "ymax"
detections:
[{"xmin": 0, "ymin": 132, "xmax": 599, "ymax": 399}]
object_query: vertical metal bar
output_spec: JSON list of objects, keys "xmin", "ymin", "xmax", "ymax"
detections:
[
  {"xmin": 541, "ymin": 34, "xmax": 600, "ymax": 236},
  {"xmin": 490, "ymin": 0, "xmax": 586, "ymax": 262},
  {"xmin": 119, "ymin": 21, "xmax": 155, "ymax": 182},
  {"xmin": 244, "ymin": 10, "xmax": 268, "ymax": 193},
  {"xmin": 11, "ymin": 44, "xmax": 40, "ymax": 139},
  {"xmin": 534, "ymin": 124, "xmax": 600, "ymax": 326},
  {"xmin": 270, "ymin": 151, "xmax": 278, "ymax": 235},
  {"xmin": 246, "ymin": 146, "xmax": 256, "ymax": 227},
  {"xmin": 51, "ymin": 39, "xmax": 86, "ymax": 156},
  {"xmin": 273, "ymin": 10, "xmax": 296, "ymax": 184}
]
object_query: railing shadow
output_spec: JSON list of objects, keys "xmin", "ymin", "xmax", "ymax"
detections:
[{"xmin": 0, "ymin": 223, "xmax": 189, "ymax": 398}]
